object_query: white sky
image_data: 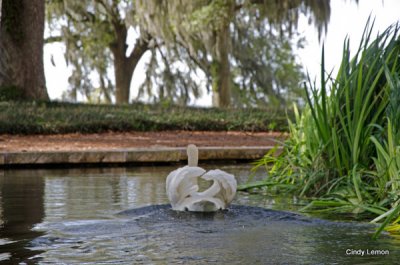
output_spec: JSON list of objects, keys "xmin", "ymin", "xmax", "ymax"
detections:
[
  {"xmin": 44, "ymin": 0, "xmax": 400, "ymax": 106},
  {"xmin": 299, "ymin": 0, "xmax": 400, "ymax": 82}
]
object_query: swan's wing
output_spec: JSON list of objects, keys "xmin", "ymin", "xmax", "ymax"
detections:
[
  {"xmin": 166, "ymin": 166, "xmax": 205, "ymax": 209},
  {"xmin": 195, "ymin": 175, "xmax": 221, "ymax": 198},
  {"xmin": 204, "ymin": 169, "xmax": 237, "ymax": 203},
  {"xmin": 166, "ymin": 168, "xmax": 183, "ymax": 204},
  {"xmin": 166, "ymin": 168, "xmax": 179, "ymax": 192}
]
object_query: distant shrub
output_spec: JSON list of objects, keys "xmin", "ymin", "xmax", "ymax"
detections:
[{"xmin": 0, "ymin": 101, "xmax": 289, "ymax": 134}]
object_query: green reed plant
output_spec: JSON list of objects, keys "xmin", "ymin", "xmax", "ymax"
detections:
[
  {"xmin": 370, "ymin": 119, "xmax": 400, "ymax": 238},
  {"xmin": 371, "ymin": 120, "xmax": 400, "ymax": 195},
  {"xmin": 385, "ymin": 215, "xmax": 400, "ymax": 239},
  {"xmin": 242, "ymin": 19, "xmax": 400, "ymax": 238}
]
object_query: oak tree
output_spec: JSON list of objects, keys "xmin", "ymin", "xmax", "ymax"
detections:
[{"xmin": 46, "ymin": 0, "xmax": 150, "ymax": 103}]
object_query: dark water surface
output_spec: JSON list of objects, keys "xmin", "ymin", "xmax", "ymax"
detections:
[{"xmin": 0, "ymin": 165, "xmax": 399, "ymax": 264}]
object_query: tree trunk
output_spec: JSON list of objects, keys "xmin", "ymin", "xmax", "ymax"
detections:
[
  {"xmin": 211, "ymin": 2, "xmax": 232, "ymax": 108},
  {"xmin": 0, "ymin": 0, "xmax": 2, "ymax": 25},
  {"xmin": 212, "ymin": 27, "xmax": 231, "ymax": 107},
  {"xmin": 0, "ymin": 0, "xmax": 49, "ymax": 100},
  {"xmin": 110, "ymin": 22, "xmax": 149, "ymax": 104}
]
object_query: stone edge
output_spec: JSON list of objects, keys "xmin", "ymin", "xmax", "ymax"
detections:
[{"xmin": 0, "ymin": 146, "xmax": 281, "ymax": 166}]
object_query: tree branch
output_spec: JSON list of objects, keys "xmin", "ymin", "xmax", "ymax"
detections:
[
  {"xmin": 127, "ymin": 32, "xmax": 150, "ymax": 71},
  {"xmin": 176, "ymin": 40, "xmax": 210, "ymax": 75},
  {"xmin": 94, "ymin": 0, "xmax": 120, "ymax": 25},
  {"xmin": 44, "ymin": 35, "xmax": 63, "ymax": 44}
]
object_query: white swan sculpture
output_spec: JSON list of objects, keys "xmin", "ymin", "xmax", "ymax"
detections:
[{"xmin": 166, "ymin": 144, "xmax": 237, "ymax": 212}]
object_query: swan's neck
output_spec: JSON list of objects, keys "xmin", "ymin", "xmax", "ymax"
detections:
[{"xmin": 187, "ymin": 144, "xmax": 198, "ymax": 167}]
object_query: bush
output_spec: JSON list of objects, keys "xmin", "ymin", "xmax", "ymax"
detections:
[{"xmin": 0, "ymin": 101, "xmax": 290, "ymax": 134}]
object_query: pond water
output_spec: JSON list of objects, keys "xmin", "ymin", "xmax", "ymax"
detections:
[{"xmin": 0, "ymin": 164, "xmax": 399, "ymax": 264}]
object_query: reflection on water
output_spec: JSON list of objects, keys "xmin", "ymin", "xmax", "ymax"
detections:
[
  {"xmin": 42, "ymin": 167, "xmax": 169, "ymax": 221},
  {"xmin": 0, "ymin": 164, "xmax": 399, "ymax": 264},
  {"xmin": 0, "ymin": 171, "xmax": 45, "ymax": 263}
]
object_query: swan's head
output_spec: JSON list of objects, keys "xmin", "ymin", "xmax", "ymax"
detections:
[{"xmin": 187, "ymin": 144, "xmax": 198, "ymax": 167}]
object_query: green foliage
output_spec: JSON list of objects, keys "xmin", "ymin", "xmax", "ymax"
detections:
[
  {"xmin": 187, "ymin": 0, "xmax": 232, "ymax": 32},
  {"xmin": 243, "ymin": 19, "xmax": 400, "ymax": 238},
  {"xmin": 371, "ymin": 120, "xmax": 400, "ymax": 195},
  {"xmin": 231, "ymin": 8, "xmax": 306, "ymax": 107},
  {"xmin": 385, "ymin": 214, "xmax": 400, "ymax": 239},
  {"xmin": 0, "ymin": 101, "xmax": 289, "ymax": 134},
  {"xmin": 370, "ymin": 120, "xmax": 400, "ymax": 238}
]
